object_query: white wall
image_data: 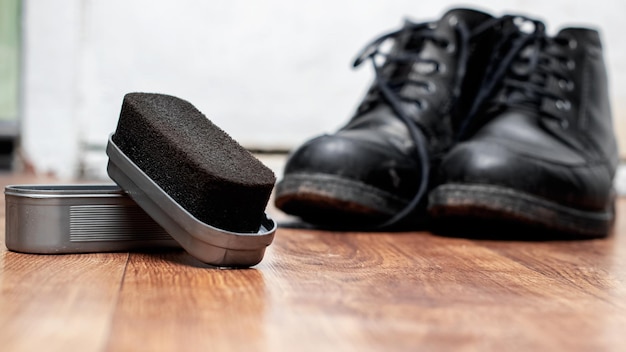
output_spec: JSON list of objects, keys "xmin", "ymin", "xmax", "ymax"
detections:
[{"xmin": 21, "ymin": 0, "xmax": 626, "ymax": 178}]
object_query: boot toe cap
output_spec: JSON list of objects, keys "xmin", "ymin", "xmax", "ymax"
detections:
[
  {"xmin": 283, "ymin": 134, "xmax": 421, "ymax": 196},
  {"xmin": 437, "ymin": 140, "xmax": 613, "ymax": 211}
]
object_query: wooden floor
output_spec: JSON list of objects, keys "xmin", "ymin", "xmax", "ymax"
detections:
[{"xmin": 1, "ymin": 172, "xmax": 626, "ymax": 352}]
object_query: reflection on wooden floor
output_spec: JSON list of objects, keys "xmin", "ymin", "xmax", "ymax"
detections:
[{"xmin": 0, "ymin": 172, "xmax": 625, "ymax": 351}]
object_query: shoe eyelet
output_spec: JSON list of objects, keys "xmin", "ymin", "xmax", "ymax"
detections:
[
  {"xmin": 413, "ymin": 61, "xmax": 439, "ymax": 75},
  {"xmin": 560, "ymin": 119, "xmax": 570, "ymax": 129},
  {"xmin": 513, "ymin": 17, "xmax": 536, "ymax": 34},
  {"xmin": 558, "ymin": 79, "xmax": 575, "ymax": 91},
  {"xmin": 425, "ymin": 82, "xmax": 437, "ymax": 94},
  {"xmin": 568, "ymin": 38, "xmax": 578, "ymax": 50},
  {"xmin": 448, "ymin": 15, "xmax": 458, "ymax": 26},
  {"xmin": 556, "ymin": 99, "xmax": 572, "ymax": 111},
  {"xmin": 446, "ymin": 42, "xmax": 456, "ymax": 53},
  {"xmin": 562, "ymin": 59, "xmax": 576, "ymax": 70}
]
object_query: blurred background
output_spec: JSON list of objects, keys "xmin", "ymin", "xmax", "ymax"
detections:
[{"xmin": 1, "ymin": 0, "xmax": 625, "ymax": 180}]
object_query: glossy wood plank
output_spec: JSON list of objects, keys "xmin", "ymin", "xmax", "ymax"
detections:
[
  {"xmin": 105, "ymin": 252, "xmax": 268, "ymax": 352},
  {"xmin": 0, "ymin": 251, "xmax": 128, "ymax": 352},
  {"xmin": 0, "ymin": 172, "xmax": 625, "ymax": 351}
]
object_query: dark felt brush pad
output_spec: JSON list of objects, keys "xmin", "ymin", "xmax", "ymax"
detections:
[{"xmin": 112, "ymin": 92, "xmax": 276, "ymax": 233}]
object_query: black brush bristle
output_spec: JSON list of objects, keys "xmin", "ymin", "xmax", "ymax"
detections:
[{"xmin": 112, "ymin": 92, "xmax": 276, "ymax": 233}]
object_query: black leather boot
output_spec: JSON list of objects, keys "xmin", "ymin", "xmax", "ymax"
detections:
[
  {"xmin": 429, "ymin": 21, "xmax": 618, "ymax": 237},
  {"xmin": 275, "ymin": 9, "xmax": 507, "ymax": 228}
]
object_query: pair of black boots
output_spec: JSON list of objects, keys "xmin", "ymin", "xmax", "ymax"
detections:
[{"xmin": 275, "ymin": 8, "xmax": 618, "ymax": 237}]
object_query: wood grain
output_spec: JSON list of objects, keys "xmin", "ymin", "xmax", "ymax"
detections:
[
  {"xmin": 0, "ymin": 251, "xmax": 127, "ymax": 352},
  {"xmin": 0, "ymin": 172, "xmax": 625, "ymax": 351}
]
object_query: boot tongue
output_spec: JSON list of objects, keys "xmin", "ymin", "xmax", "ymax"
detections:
[
  {"xmin": 361, "ymin": 9, "xmax": 495, "ymax": 118},
  {"xmin": 506, "ymin": 44, "xmax": 548, "ymax": 109},
  {"xmin": 380, "ymin": 21, "xmax": 427, "ymax": 84},
  {"xmin": 438, "ymin": 8, "xmax": 493, "ymax": 32},
  {"xmin": 391, "ymin": 8, "xmax": 493, "ymax": 63},
  {"xmin": 384, "ymin": 9, "xmax": 493, "ymax": 81}
]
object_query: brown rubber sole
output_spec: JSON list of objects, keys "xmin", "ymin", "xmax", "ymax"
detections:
[
  {"xmin": 275, "ymin": 172, "xmax": 411, "ymax": 226},
  {"xmin": 428, "ymin": 183, "xmax": 615, "ymax": 238}
]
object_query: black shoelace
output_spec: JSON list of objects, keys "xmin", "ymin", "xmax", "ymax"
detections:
[
  {"xmin": 458, "ymin": 16, "xmax": 575, "ymax": 138},
  {"xmin": 352, "ymin": 16, "xmax": 513, "ymax": 229}
]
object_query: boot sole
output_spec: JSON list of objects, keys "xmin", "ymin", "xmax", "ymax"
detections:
[
  {"xmin": 275, "ymin": 172, "xmax": 409, "ymax": 224},
  {"xmin": 428, "ymin": 183, "xmax": 614, "ymax": 238}
]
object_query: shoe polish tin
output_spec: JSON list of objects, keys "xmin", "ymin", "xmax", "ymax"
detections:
[{"xmin": 4, "ymin": 184, "xmax": 178, "ymax": 254}]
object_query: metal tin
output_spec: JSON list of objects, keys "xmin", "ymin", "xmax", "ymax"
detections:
[
  {"xmin": 5, "ymin": 184, "xmax": 178, "ymax": 254},
  {"xmin": 106, "ymin": 136, "xmax": 276, "ymax": 267}
]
